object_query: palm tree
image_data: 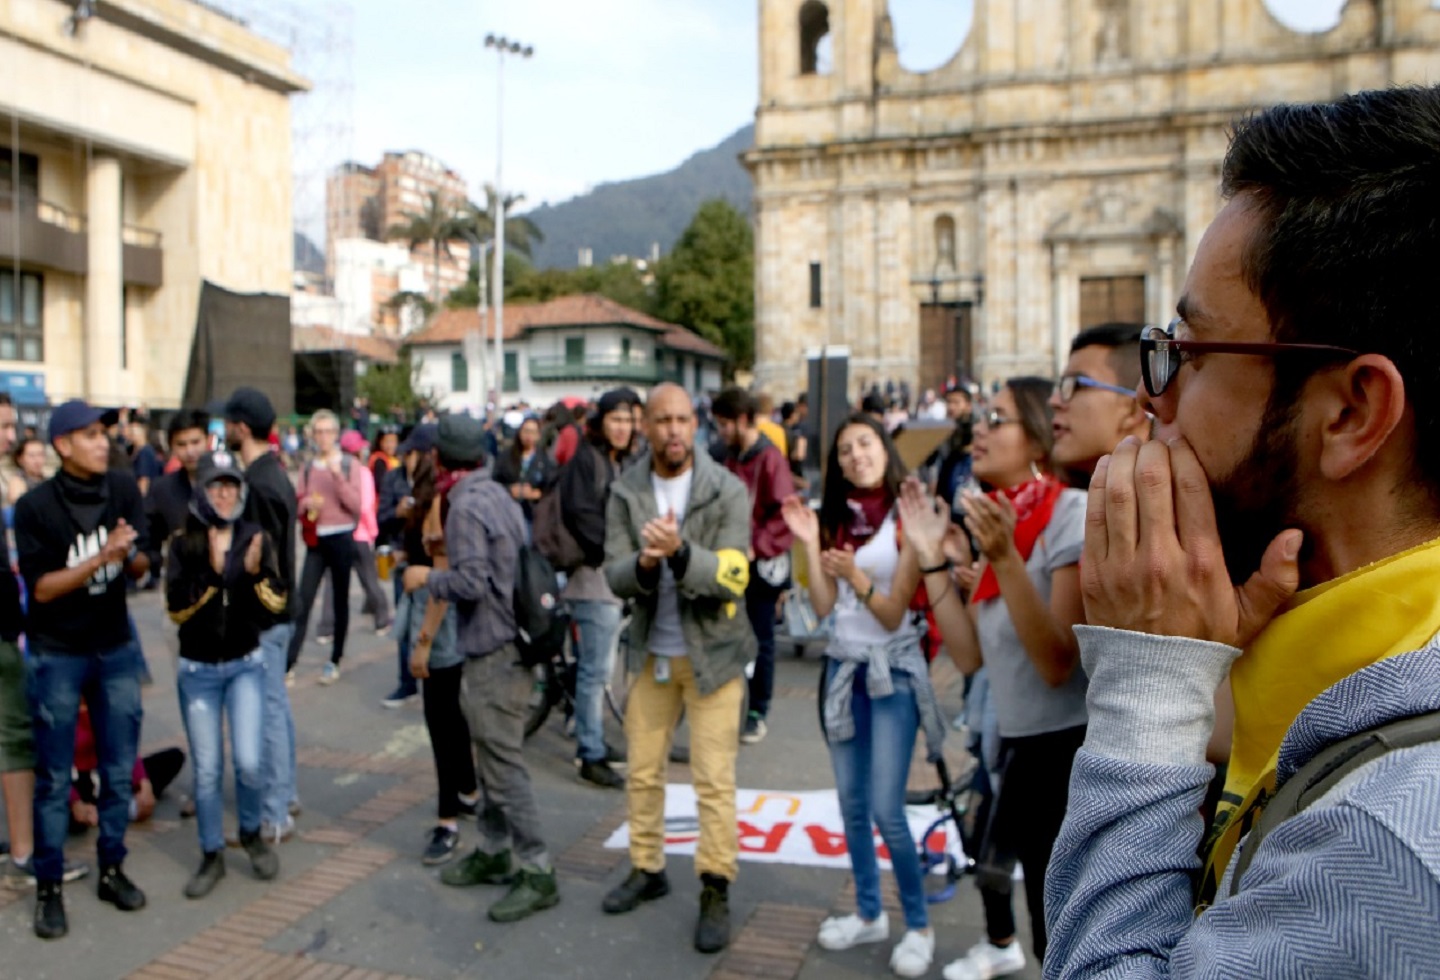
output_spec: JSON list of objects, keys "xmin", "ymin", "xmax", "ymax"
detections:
[
  {"xmin": 464, "ymin": 184, "xmax": 545, "ymax": 259},
  {"xmin": 387, "ymin": 190, "xmax": 470, "ymax": 306}
]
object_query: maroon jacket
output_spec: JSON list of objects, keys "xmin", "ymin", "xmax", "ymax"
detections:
[{"xmin": 725, "ymin": 433, "xmax": 795, "ymax": 561}]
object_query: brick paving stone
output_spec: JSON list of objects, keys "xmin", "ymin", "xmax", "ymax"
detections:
[
  {"xmin": 128, "ymin": 962, "xmax": 205, "ymax": 980},
  {"xmin": 711, "ymin": 902, "xmax": 827, "ymax": 980}
]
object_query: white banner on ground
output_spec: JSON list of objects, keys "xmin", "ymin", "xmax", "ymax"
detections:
[{"xmin": 603, "ymin": 785, "xmax": 965, "ymax": 870}]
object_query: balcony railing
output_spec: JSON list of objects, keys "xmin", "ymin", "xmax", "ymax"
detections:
[
  {"xmin": 0, "ymin": 194, "xmax": 163, "ymax": 285},
  {"xmin": 528, "ymin": 355, "xmax": 666, "ymax": 383}
]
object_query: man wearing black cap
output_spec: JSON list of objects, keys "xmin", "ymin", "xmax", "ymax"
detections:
[
  {"xmin": 15, "ymin": 399, "xmax": 151, "ymax": 939},
  {"xmin": 224, "ymin": 387, "xmax": 300, "ymax": 843},
  {"xmin": 402, "ymin": 414, "xmax": 559, "ymax": 923}
]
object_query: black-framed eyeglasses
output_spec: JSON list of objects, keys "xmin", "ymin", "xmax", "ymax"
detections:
[
  {"xmin": 1140, "ymin": 319, "xmax": 1360, "ymax": 398},
  {"xmin": 978, "ymin": 409, "xmax": 1018, "ymax": 429},
  {"xmin": 1057, "ymin": 374, "xmax": 1135, "ymax": 403}
]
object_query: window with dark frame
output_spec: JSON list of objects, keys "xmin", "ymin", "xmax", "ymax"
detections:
[
  {"xmin": 565, "ymin": 336, "xmax": 585, "ymax": 364},
  {"xmin": 809, "ymin": 262, "xmax": 823, "ymax": 309},
  {"xmin": 0, "ymin": 270, "xmax": 44, "ymax": 363},
  {"xmin": 450, "ymin": 350, "xmax": 468, "ymax": 392}
]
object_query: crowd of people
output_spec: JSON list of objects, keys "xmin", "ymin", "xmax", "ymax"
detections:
[{"xmin": 2, "ymin": 83, "xmax": 1439, "ymax": 978}]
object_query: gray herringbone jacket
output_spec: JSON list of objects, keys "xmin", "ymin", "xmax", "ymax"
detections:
[{"xmin": 1044, "ymin": 627, "xmax": 1440, "ymax": 978}]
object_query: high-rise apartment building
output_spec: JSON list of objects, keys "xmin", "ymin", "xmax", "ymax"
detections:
[{"xmin": 324, "ymin": 150, "xmax": 471, "ymax": 329}]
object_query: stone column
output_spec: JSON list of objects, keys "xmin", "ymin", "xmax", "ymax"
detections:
[{"xmin": 85, "ymin": 155, "xmax": 123, "ymax": 403}]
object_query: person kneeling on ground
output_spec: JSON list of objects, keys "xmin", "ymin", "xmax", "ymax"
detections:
[{"xmin": 166, "ymin": 450, "xmax": 286, "ymax": 898}]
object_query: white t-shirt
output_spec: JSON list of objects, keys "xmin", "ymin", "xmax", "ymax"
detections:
[{"xmin": 649, "ymin": 468, "xmax": 694, "ymax": 657}]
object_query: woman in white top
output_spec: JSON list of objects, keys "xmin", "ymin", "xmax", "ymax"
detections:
[
  {"xmin": 899, "ymin": 376, "xmax": 1088, "ymax": 980},
  {"xmin": 783, "ymin": 413, "xmax": 947, "ymax": 979}
]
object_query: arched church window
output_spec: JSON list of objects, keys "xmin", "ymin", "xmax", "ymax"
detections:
[{"xmin": 800, "ymin": 1, "xmax": 831, "ymax": 76}]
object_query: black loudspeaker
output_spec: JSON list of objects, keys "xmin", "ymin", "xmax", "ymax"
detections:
[{"xmin": 805, "ymin": 346, "xmax": 849, "ymax": 473}]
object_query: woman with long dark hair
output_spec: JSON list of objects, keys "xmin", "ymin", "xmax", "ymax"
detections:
[
  {"xmin": 897, "ymin": 377, "xmax": 1087, "ymax": 980},
  {"xmin": 398, "ymin": 429, "xmax": 475, "ymax": 866},
  {"xmin": 782, "ymin": 413, "xmax": 946, "ymax": 979},
  {"xmin": 493, "ymin": 416, "xmax": 556, "ymax": 524}
]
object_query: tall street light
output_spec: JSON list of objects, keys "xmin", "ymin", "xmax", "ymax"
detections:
[{"xmin": 485, "ymin": 33, "xmax": 532, "ymax": 415}]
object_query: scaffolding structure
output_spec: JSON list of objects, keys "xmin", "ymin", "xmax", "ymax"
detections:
[{"xmin": 208, "ymin": 0, "xmax": 356, "ymax": 280}]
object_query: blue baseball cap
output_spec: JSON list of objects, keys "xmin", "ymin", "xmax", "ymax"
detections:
[
  {"xmin": 48, "ymin": 399, "xmax": 119, "ymax": 443},
  {"xmin": 398, "ymin": 423, "xmax": 438, "ymax": 456}
]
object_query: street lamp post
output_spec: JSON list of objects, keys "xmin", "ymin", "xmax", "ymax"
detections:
[{"xmin": 484, "ymin": 33, "xmax": 533, "ymax": 415}]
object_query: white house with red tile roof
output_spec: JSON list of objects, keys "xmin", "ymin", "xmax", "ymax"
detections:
[{"xmin": 406, "ymin": 294, "xmax": 726, "ymax": 411}]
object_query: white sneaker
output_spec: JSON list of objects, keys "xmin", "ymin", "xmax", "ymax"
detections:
[
  {"xmin": 319, "ymin": 663, "xmax": 341, "ymax": 685},
  {"xmin": 942, "ymin": 939, "xmax": 1027, "ymax": 980},
  {"xmin": 890, "ymin": 929, "xmax": 935, "ymax": 978},
  {"xmin": 817, "ymin": 912, "xmax": 890, "ymax": 950}
]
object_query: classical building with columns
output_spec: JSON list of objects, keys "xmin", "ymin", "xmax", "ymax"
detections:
[
  {"xmin": 746, "ymin": 0, "xmax": 1440, "ymax": 399},
  {"xmin": 0, "ymin": 0, "xmax": 305, "ymax": 410}
]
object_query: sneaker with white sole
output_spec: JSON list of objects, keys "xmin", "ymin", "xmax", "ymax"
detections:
[
  {"xmin": 942, "ymin": 939, "xmax": 1027, "ymax": 980},
  {"xmin": 817, "ymin": 911, "xmax": 889, "ymax": 950},
  {"xmin": 319, "ymin": 663, "xmax": 341, "ymax": 685},
  {"xmin": 890, "ymin": 929, "xmax": 935, "ymax": 979}
]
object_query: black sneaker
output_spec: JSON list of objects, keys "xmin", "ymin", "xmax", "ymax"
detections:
[
  {"xmin": 602, "ymin": 867, "xmax": 670, "ymax": 915},
  {"xmin": 183, "ymin": 851, "xmax": 226, "ymax": 899},
  {"xmin": 239, "ymin": 829, "xmax": 279, "ymax": 880},
  {"xmin": 740, "ymin": 712, "xmax": 767, "ymax": 745},
  {"xmin": 694, "ymin": 876, "xmax": 731, "ymax": 953},
  {"xmin": 96, "ymin": 864, "xmax": 146, "ymax": 911},
  {"xmin": 33, "ymin": 881, "xmax": 66, "ymax": 940},
  {"xmin": 422, "ymin": 826, "xmax": 460, "ymax": 866},
  {"xmin": 456, "ymin": 797, "xmax": 479, "ymax": 821},
  {"xmin": 579, "ymin": 760, "xmax": 625, "ymax": 790}
]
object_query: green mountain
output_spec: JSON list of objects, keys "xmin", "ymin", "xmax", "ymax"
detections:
[{"xmin": 522, "ymin": 124, "xmax": 754, "ymax": 270}]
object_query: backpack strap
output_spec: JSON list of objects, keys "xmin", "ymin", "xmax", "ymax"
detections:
[{"xmin": 1229, "ymin": 707, "xmax": 1440, "ymax": 897}]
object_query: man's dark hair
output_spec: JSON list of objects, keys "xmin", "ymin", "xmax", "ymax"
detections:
[
  {"xmin": 1222, "ymin": 85, "xmax": 1440, "ymax": 493},
  {"xmin": 0, "ymin": 392, "xmax": 12, "ymax": 408},
  {"xmin": 711, "ymin": 387, "xmax": 758, "ymax": 423},
  {"xmin": 1070, "ymin": 323, "xmax": 1143, "ymax": 390},
  {"xmin": 168, "ymin": 409, "xmax": 209, "ymax": 441}
]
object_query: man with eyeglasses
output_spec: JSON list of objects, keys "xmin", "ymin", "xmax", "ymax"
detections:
[
  {"xmin": 1045, "ymin": 87, "xmax": 1440, "ymax": 976},
  {"xmin": 1048, "ymin": 323, "xmax": 1151, "ymax": 489}
]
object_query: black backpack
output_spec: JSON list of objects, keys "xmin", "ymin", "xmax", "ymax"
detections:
[{"xmin": 512, "ymin": 544, "xmax": 569, "ymax": 668}]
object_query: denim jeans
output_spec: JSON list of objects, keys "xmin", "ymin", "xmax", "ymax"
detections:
[
  {"xmin": 826, "ymin": 661, "xmax": 929, "ymax": 930},
  {"xmin": 569, "ymin": 599, "xmax": 622, "ymax": 764},
  {"xmin": 177, "ymin": 650, "xmax": 266, "ymax": 854},
  {"xmin": 392, "ymin": 579, "xmax": 418, "ymax": 697},
  {"xmin": 258, "ymin": 621, "xmax": 297, "ymax": 826},
  {"xmin": 28, "ymin": 639, "xmax": 144, "ymax": 882}
]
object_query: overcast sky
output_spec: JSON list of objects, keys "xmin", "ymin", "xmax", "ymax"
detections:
[{"xmin": 322, "ymin": 0, "xmax": 1354, "ymax": 216}]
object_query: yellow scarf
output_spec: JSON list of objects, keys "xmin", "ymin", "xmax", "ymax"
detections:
[{"xmin": 1198, "ymin": 534, "xmax": 1440, "ymax": 905}]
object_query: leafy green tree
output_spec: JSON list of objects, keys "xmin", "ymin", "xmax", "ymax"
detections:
[
  {"xmin": 357, "ymin": 347, "xmax": 431, "ymax": 419},
  {"xmin": 465, "ymin": 184, "xmax": 546, "ymax": 259},
  {"xmin": 654, "ymin": 199, "xmax": 754, "ymax": 370},
  {"xmin": 448, "ymin": 253, "xmax": 656, "ymax": 314},
  {"xmin": 387, "ymin": 190, "xmax": 469, "ymax": 306}
]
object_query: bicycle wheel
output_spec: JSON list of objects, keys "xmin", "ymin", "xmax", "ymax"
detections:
[
  {"xmin": 603, "ymin": 615, "xmax": 632, "ymax": 724},
  {"xmin": 523, "ymin": 662, "xmax": 553, "ymax": 739}
]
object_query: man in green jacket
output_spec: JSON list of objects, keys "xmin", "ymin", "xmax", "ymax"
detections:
[{"xmin": 601, "ymin": 383, "xmax": 756, "ymax": 954}]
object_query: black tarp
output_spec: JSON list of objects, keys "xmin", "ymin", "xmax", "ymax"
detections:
[
  {"xmin": 182, "ymin": 280, "xmax": 294, "ymax": 417},
  {"xmin": 293, "ymin": 350, "xmax": 355, "ymax": 417}
]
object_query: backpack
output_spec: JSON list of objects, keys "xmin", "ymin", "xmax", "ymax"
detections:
[
  {"xmin": 512, "ymin": 544, "xmax": 569, "ymax": 668},
  {"xmin": 532, "ymin": 444, "xmax": 606, "ymax": 572},
  {"xmin": 1228, "ymin": 707, "xmax": 1440, "ymax": 897}
]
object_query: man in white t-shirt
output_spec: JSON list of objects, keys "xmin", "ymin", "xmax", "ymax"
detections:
[{"xmin": 602, "ymin": 384, "xmax": 755, "ymax": 955}]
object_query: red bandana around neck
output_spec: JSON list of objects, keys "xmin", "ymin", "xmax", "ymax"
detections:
[
  {"xmin": 835, "ymin": 485, "xmax": 895, "ymax": 551},
  {"xmin": 969, "ymin": 476, "xmax": 1066, "ymax": 604}
]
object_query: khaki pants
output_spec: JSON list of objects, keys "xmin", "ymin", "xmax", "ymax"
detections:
[{"xmin": 624, "ymin": 654, "xmax": 743, "ymax": 881}]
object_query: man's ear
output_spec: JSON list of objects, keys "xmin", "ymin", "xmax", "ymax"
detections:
[
  {"xmin": 1313, "ymin": 354, "xmax": 1407, "ymax": 482},
  {"xmin": 1118, "ymin": 397, "xmax": 1152, "ymax": 442}
]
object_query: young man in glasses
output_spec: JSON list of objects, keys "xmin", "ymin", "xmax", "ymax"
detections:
[
  {"xmin": 1046, "ymin": 86, "xmax": 1440, "ymax": 975},
  {"xmin": 1048, "ymin": 323, "xmax": 1151, "ymax": 488}
]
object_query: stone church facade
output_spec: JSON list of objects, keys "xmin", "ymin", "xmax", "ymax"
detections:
[{"xmin": 746, "ymin": 0, "xmax": 1440, "ymax": 399}]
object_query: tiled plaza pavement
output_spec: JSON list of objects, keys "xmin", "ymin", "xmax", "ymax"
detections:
[{"xmin": 0, "ymin": 589, "xmax": 1038, "ymax": 980}]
